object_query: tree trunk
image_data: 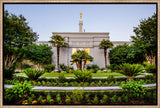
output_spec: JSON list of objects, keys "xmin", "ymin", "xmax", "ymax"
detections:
[
  {"xmin": 104, "ymin": 48, "xmax": 107, "ymax": 69},
  {"xmin": 57, "ymin": 47, "xmax": 60, "ymax": 71},
  {"xmin": 83, "ymin": 61, "xmax": 86, "ymax": 70}
]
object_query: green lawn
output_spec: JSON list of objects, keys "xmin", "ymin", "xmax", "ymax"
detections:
[{"xmin": 16, "ymin": 72, "xmax": 124, "ymax": 77}]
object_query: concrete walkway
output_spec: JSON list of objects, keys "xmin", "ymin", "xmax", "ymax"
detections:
[
  {"xmin": 14, "ymin": 73, "xmax": 152, "ymax": 79},
  {"xmin": 4, "ymin": 83, "xmax": 156, "ymax": 91}
]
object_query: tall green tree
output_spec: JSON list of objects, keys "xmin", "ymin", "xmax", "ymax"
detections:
[
  {"xmin": 99, "ymin": 39, "xmax": 113, "ymax": 69},
  {"xmin": 4, "ymin": 10, "xmax": 38, "ymax": 69},
  {"xmin": 109, "ymin": 44, "xmax": 146, "ymax": 65},
  {"xmin": 71, "ymin": 50, "xmax": 93, "ymax": 70},
  {"xmin": 24, "ymin": 44, "xmax": 53, "ymax": 68},
  {"xmin": 131, "ymin": 13, "xmax": 157, "ymax": 64},
  {"xmin": 49, "ymin": 35, "xmax": 68, "ymax": 71}
]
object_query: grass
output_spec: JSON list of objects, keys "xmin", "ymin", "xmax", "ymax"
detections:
[{"xmin": 16, "ymin": 72, "xmax": 124, "ymax": 77}]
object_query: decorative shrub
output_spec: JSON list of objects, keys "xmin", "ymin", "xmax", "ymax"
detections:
[
  {"xmin": 107, "ymin": 75, "xmax": 114, "ymax": 82},
  {"xmin": 143, "ymin": 62, "xmax": 156, "ymax": 73},
  {"xmin": 44, "ymin": 64, "xmax": 55, "ymax": 73},
  {"xmin": 73, "ymin": 70, "xmax": 92, "ymax": 82},
  {"xmin": 37, "ymin": 95, "xmax": 43, "ymax": 103},
  {"xmin": 71, "ymin": 89, "xmax": 84, "ymax": 104},
  {"xmin": 86, "ymin": 64, "xmax": 100, "ymax": 73},
  {"xmin": 121, "ymin": 80, "xmax": 147, "ymax": 99},
  {"xmin": 24, "ymin": 68, "xmax": 45, "ymax": 80},
  {"xmin": 60, "ymin": 71, "xmax": 67, "ymax": 74},
  {"xmin": 119, "ymin": 63, "xmax": 144, "ymax": 77},
  {"xmin": 92, "ymin": 96, "xmax": 99, "ymax": 104},
  {"xmin": 4, "ymin": 81, "xmax": 33, "ymax": 104},
  {"xmin": 47, "ymin": 94, "xmax": 51, "ymax": 103},
  {"xmin": 58, "ymin": 73, "xmax": 66, "ymax": 83},
  {"xmin": 4, "ymin": 65, "xmax": 15, "ymax": 79},
  {"xmin": 107, "ymin": 69, "xmax": 112, "ymax": 73},
  {"xmin": 60, "ymin": 63, "xmax": 74, "ymax": 73},
  {"xmin": 107, "ymin": 64, "xmax": 120, "ymax": 71},
  {"xmin": 96, "ymin": 70, "xmax": 104, "ymax": 73}
]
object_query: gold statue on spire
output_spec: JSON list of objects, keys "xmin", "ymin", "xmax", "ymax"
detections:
[{"xmin": 80, "ymin": 12, "xmax": 82, "ymax": 19}]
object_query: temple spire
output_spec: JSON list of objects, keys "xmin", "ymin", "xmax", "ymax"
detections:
[{"xmin": 79, "ymin": 12, "xmax": 83, "ymax": 32}]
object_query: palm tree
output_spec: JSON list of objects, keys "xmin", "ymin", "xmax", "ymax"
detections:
[
  {"xmin": 99, "ymin": 39, "xmax": 113, "ymax": 69},
  {"xmin": 71, "ymin": 50, "xmax": 93, "ymax": 71},
  {"xmin": 49, "ymin": 35, "xmax": 68, "ymax": 71}
]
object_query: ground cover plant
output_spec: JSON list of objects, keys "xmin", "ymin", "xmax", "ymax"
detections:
[{"xmin": 4, "ymin": 87, "xmax": 156, "ymax": 105}]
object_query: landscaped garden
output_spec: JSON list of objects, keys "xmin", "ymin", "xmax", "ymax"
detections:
[{"xmin": 3, "ymin": 10, "xmax": 157, "ymax": 105}]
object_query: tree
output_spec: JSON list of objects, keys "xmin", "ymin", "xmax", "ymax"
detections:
[
  {"xmin": 131, "ymin": 13, "xmax": 157, "ymax": 64},
  {"xmin": 71, "ymin": 50, "xmax": 93, "ymax": 70},
  {"xmin": 24, "ymin": 44, "xmax": 53, "ymax": 68},
  {"xmin": 99, "ymin": 39, "xmax": 113, "ymax": 69},
  {"xmin": 49, "ymin": 35, "xmax": 68, "ymax": 71},
  {"xmin": 4, "ymin": 10, "xmax": 38, "ymax": 69},
  {"xmin": 109, "ymin": 44, "xmax": 146, "ymax": 65}
]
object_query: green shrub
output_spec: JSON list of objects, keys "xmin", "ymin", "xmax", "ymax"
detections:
[
  {"xmin": 86, "ymin": 64, "xmax": 100, "ymax": 73},
  {"xmin": 107, "ymin": 64, "xmax": 120, "ymax": 71},
  {"xmin": 90, "ymin": 82, "xmax": 95, "ymax": 87},
  {"xmin": 107, "ymin": 75, "xmax": 114, "ymax": 82},
  {"xmin": 124, "ymin": 95, "xmax": 129, "ymax": 103},
  {"xmin": 143, "ymin": 62, "xmax": 156, "ymax": 73},
  {"xmin": 56, "ymin": 94, "xmax": 61, "ymax": 104},
  {"xmin": 85, "ymin": 94, "xmax": 90, "ymax": 103},
  {"xmin": 117, "ymin": 97, "xmax": 122, "ymax": 103},
  {"xmin": 102, "ymin": 95, "xmax": 108, "ymax": 102},
  {"xmin": 58, "ymin": 73, "xmax": 66, "ymax": 83},
  {"xmin": 4, "ymin": 66, "xmax": 15, "ymax": 79},
  {"xmin": 24, "ymin": 68, "xmax": 45, "ymax": 80},
  {"xmin": 4, "ymin": 81, "xmax": 33, "ymax": 104},
  {"xmin": 65, "ymin": 95, "xmax": 71, "ymax": 104},
  {"xmin": 89, "ymin": 69, "xmax": 95, "ymax": 73},
  {"xmin": 60, "ymin": 63, "xmax": 74, "ymax": 73},
  {"xmin": 37, "ymin": 95, "xmax": 43, "ymax": 103},
  {"xmin": 92, "ymin": 96, "xmax": 99, "ymax": 104},
  {"xmin": 47, "ymin": 94, "xmax": 51, "ymax": 103},
  {"xmin": 60, "ymin": 71, "xmax": 67, "ymax": 74},
  {"xmin": 111, "ymin": 95, "xmax": 117, "ymax": 103},
  {"xmin": 73, "ymin": 70, "xmax": 92, "ymax": 82},
  {"xmin": 71, "ymin": 89, "xmax": 84, "ymax": 104},
  {"xmin": 107, "ymin": 69, "xmax": 112, "ymax": 73},
  {"xmin": 44, "ymin": 64, "xmax": 55, "ymax": 73},
  {"xmin": 119, "ymin": 63, "xmax": 144, "ymax": 77},
  {"xmin": 121, "ymin": 80, "xmax": 147, "ymax": 98},
  {"xmin": 96, "ymin": 70, "xmax": 104, "ymax": 73}
]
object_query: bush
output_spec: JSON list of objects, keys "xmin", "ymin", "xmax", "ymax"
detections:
[
  {"xmin": 44, "ymin": 64, "xmax": 55, "ymax": 73},
  {"xmin": 24, "ymin": 68, "xmax": 45, "ymax": 80},
  {"xmin": 4, "ymin": 66, "xmax": 15, "ymax": 79},
  {"xmin": 96, "ymin": 70, "xmax": 104, "ymax": 73},
  {"xmin": 73, "ymin": 70, "xmax": 92, "ymax": 82},
  {"xmin": 119, "ymin": 63, "xmax": 144, "ymax": 77},
  {"xmin": 120, "ymin": 80, "xmax": 147, "ymax": 99},
  {"xmin": 58, "ymin": 73, "xmax": 66, "ymax": 83},
  {"xmin": 107, "ymin": 64, "xmax": 120, "ymax": 71},
  {"xmin": 60, "ymin": 71, "xmax": 67, "ymax": 74},
  {"xmin": 86, "ymin": 64, "xmax": 100, "ymax": 73},
  {"xmin": 143, "ymin": 62, "xmax": 156, "ymax": 73},
  {"xmin": 4, "ymin": 81, "xmax": 33, "ymax": 104},
  {"xmin": 107, "ymin": 75, "xmax": 114, "ymax": 82},
  {"xmin": 107, "ymin": 69, "xmax": 112, "ymax": 73},
  {"xmin": 60, "ymin": 63, "xmax": 74, "ymax": 73}
]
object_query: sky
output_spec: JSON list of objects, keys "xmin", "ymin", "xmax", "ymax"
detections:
[{"xmin": 4, "ymin": 4, "xmax": 156, "ymax": 41}]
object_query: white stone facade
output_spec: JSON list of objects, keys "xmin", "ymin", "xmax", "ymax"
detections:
[{"xmin": 35, "ymin": 14, "xmax": 132, "ymax": 69}]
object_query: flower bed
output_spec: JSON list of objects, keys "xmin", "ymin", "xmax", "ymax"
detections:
[{"xmin": 4, "ymin": 88, "xmax": 156, "ymax": 105}]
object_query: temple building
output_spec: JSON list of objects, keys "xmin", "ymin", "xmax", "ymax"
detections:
[{"xmin": 36, "ymin": 13, "xmax": 132, "ymax": 69}]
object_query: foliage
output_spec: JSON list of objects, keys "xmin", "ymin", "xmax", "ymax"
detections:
[
  {"xmin": 96, "ymin": 70, "xmax": 104, "ymax": 73},
  {"xmin": 119, "ymin": 63, "xmax": 144, "ymax": 77},
  {"xmin": 71, "ymin": 89, "xmax": 84, "ymax": 104},
  {"xmin": 109, "ymin": 44, "xmax": 146, "ymax": 65},
  {"xmin": 44, "ymin": 64, "xmax": 55, "ymax": 73},
  {"xmin": 107, "ymin": 75, "xmax": 114, "ymax": 82},
  {"xmin": 71, "ymin": 50, "xmax": 93, "ymax": 70},
  {"xmin": 4, "ymin": 81, "xmax": 33, "ymax": 104},
  {"xmin": 131, "ymin": 13, "xmax": 157, "ymax": 64},
  {"xmin": 59, "ymin": 63, "xmax": 74, "ymax": 73},
  {"xmin": 4, "ymin": 10, "xmax": 38, "ymax": 69},
  {"xmin": 99, "ymin": 39, "xmax": 113, "ymax": 68},
  {"xmin": 92, "ymin": 95, "xmax": 99, "ymax": 104},
  {"xmin": 49, "ymin": 35, "xmax": 68, "ymax": 70},
  {"xmin": 24, "ymin": 68, "xmax": 45, "ymax": 80},
  {"xmin": 107, "ymin": 64, "xmax": 120, "ymax": 71},
  {"xmin": 65, "ymin": 95, "xmax": 71, "ymax": 104},
  {"xmin": 47, "ymin": 94, "xmax": 51, "ymax": 103},
  {"xmin": 86, "ymin": 64, "xmax": 100, "ymax": 73},
  {"xmin": 143, "ymin": 62, "xmax": 156, "ymax": 73},
  {"xmin": 58, "ymin": 73, "xmax": 66, "ymax": 83},
  {"xmin": 73, "ymin": 70, "xmax": 92, "ymax": 82},
  {"xmin": 121, "ymin": 80, "xmax": 147, "ymax": 98},
  {"xmin": 4, "ymin": 65, "xmax": 15, "ymax": 79},
  {"xmin": 56, "ymin": 94, "xmax": 61, "ymax": 104},
  {"xmin": 111, "ymin": 95, "xmax": 117, "ymax": 103},
  {"xmin": 24, "ymin": 44, "xmax": 53, "ymax": 68}
]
